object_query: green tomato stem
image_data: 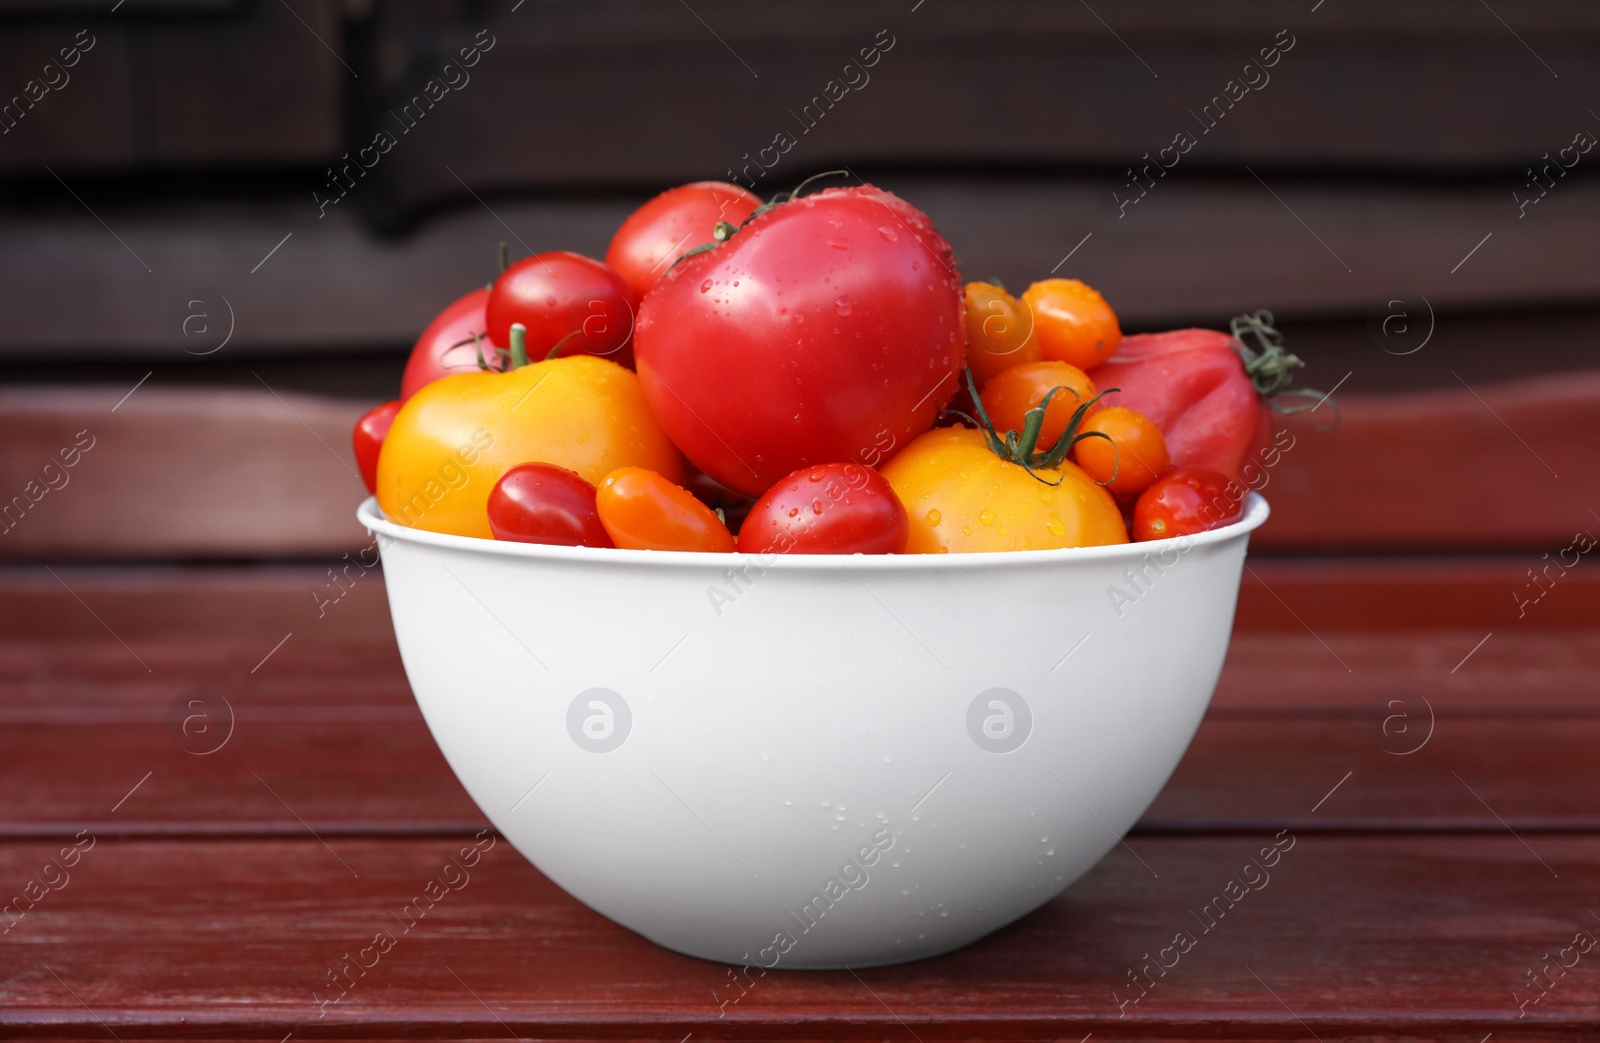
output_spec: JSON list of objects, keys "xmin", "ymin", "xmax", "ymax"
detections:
[{"xmin": 509, "ymin": 323, "xmax": 529, "ymax": 369}]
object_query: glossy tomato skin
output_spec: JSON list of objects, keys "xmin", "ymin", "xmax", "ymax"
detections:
[
  {"xmin": 401, "ymin": 288, "xmax": 491, "ymax": 400},
  {"xmin": 1020, "ymin": 279, "xmax": 1121, "ymax": 372},
  {"xmin": 882, "ymin": 428, "xmax": 1127, "ymax": 553},
  {"xmin": 738, "ymin": 462, "xmax": 908, "ymax": 555},
  {"xmin": 606, "ymin": 181, "xmax": 763, "ymax": 299},
  {"xmin": 978, "ymin": 361, "xmax": 1098, "ymax": 452},
  {"xmin": 377, "ymin": 357, "xmax": 684, "ymax": 540},
  {"xmin": 486, "ymin": 251, "xmax": 640, "ymax": 367},
  {"xmin": 595, "ymin": 467, "xmax": 735, "ymax": 553},
  {"xmin": 1094, "ymin": 329, "xmax": 1270, "ymax": 481},
  {"xmin": 487, "ymin": 463, "xmax": 612, "ymax": 547},
  {"xmin": 1132, "ymin": 466, "xmax": 1242, "ymax": 542},
  {"xmin": 634, "ymin": 185, "xmax": 965, "ymax": 497},
  {"xmin": 353, "ymin": 400, "xmax": 402, "ymax": 495},
  {"xmin": 964, "ymin": 281, "xmax": 1039, "ymax": 387},
  {"xmin": 1075, "ymin": 405, "xmax": 1170, "ymax": 498}
]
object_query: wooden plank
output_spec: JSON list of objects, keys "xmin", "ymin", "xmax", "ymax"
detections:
[
  {"xmin": 359, "ymin": 0, "xmax": 1600, "ymax": 216},
  {"xmin": 0, "ymin": 0, "xmax": 340, "ymax": 172},
  {"xmin": 7, "ymin": 377, "xmax": 1600, "ymax": 558},
  {"xmin": 7, "ymin": 714, "xmax": 1600, "ymax": 839},
  {"xmin": 2, "ymin": 628, "xmax": 1597, "ymax": 835},
  {"xmin": 4, "ymin": 176, "xmax": 1600, "ymax": 359},
  {"xmin": 1252, "ymin": 371, "xmax": 1600, "ymax": 551},
  {"xmin": 0, "ymin": 386, "xmax": 369, "ymax": 558},
  {"xmin": 2, "ymin": 835, "xmax": 1597, "ymax": 1036}
]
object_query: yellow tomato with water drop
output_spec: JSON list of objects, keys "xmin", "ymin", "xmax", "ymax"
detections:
[{"xmin": 881, "ymin": 427, "xmax": 1127, "ymax": 553}]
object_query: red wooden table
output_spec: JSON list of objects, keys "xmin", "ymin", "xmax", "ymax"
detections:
[{"xmin": 4, "ymin": 558, "xmax": 1598, "ymax": 1040}]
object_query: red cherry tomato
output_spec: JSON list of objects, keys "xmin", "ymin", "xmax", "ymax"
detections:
[
  {"xmin": 487, "ymin": 464, "xmax": 613, "ymax": 547},
  {"xmin": 486, "ymin": 251, "xmax": 640, "ymax": 367},
  {"xmin": 401, "ymin": 287, "xmax": 491, "ymax": 400},
  {"xmin": 353, "ymin": 400, "xmax": 401, "ymax": 495},
  {"xmin": 606, "ymin": 181, "xmax": 763, "ymax": 299},
  {"xmin": 595, "ymin": 467, "xmax": 735, "ymax": 552},
  {"xmin": 1132, "ymin": 466, "xmax": 1243, "ymax": 542},
  {"xmin": 738, "ymin": 462, "xmax": 908, "ymax": 555},
  {"xmin": 634, "ymin": 184, "xmax": 965, "ymax": 497}
]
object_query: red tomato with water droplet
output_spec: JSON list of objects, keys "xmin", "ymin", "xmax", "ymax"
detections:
[
  {"xmin": 606, "ymin": 181, "xmax": 762, "ymax": 298},
  {"xmin": 488, "ymin": 464, "xmax": 613, "ymax": 547},
  {"xmin": 634, "ymin": 185, "xmax": 965, "ymax": 497},
  {"xmin": 738, "ymin": 462, "xmax": 908, "ymax": 554},
  {"xmin": 1132, "ymin": 466, "xmax": 1243, "ymax": 542}
]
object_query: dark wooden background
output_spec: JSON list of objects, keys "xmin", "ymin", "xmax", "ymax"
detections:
[{"xmin": 3, "ymin": 0, "xmax": 1599, "ymax": 1037}]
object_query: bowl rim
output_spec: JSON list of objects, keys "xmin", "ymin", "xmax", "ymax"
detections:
[{"xmin": 357, "ymin": 492, "xmax": 1268, "ymax": 571}]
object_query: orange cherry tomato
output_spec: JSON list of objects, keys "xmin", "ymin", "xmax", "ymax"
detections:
[
  {"xmin": 1074, "ymin": 406, "xmax": 1170, "ymax": 498},
  {"xmin": 978, "ymin": 361, "xmax": 1098, "ymax": 452},
  {"xmin": 963, "ymin": 281, "xmax": 1039, "ymax": 387},
  {"xmin": 1019, "ymin": 278, "xmax": 1121, "ymax": 372},
  {"xmin": 595, "ymin": 467, "xmax": 735, "ymax": 552}
]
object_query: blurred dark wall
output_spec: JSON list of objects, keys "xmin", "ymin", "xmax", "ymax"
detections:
[{"xmin": 2, "ymin": 0, "xmax": 1598, "ymax": 398}]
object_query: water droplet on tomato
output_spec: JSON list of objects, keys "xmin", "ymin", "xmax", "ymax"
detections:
[
  {"xmin": 961, "ymin": 526, "xmax": 973, "ymax": 537},
  {"xmin": 924, "ymin": 509, "xmax": 941, "ymax": 527},
  {"xmin": 1045, "ymin": 513, "xmax": 1066, "ymax": 537},
  {"xmin": 808, "ymin": 470, "xmax": 824, "ymax": 482},
  {"xmin": 835, "ymin": 295, "xmax": 851, "ymax": 315},
  {"xmin": 827, "ymin": 240, "xmax": 850, "ymax": 251},
  {"xmin": 700, "ymin": 280, "xmax": 712, "ymax": 293},
  {"xmin": 979, "ymin": 509, "xmax": 996, "ymax": 526},
  {"xmin": 811, "ymin": 499, "xmax": 824, "ymax": 515},
  {"xmin": 878, "ymin": 225, "xmax": 898, "ymax": 241}
]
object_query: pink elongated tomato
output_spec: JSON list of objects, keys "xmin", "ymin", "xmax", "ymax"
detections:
[{"xmin": 1092, "ymin": 329, "xmax": 1272, "ymax": 481}]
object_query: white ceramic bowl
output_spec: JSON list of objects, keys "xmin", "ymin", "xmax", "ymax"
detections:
[{"xmin": 359, "ymin": 493, "xmax": 1268, "ymax": 969}]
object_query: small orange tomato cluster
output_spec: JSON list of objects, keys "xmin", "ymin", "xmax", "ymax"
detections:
[
  {"xmin": 955, "ymin": 278, "xmax": 1236, "ymax": 544},
  {"xmin": 967, "ymin": 283, "xmax": 1158, "ymax": 483}
]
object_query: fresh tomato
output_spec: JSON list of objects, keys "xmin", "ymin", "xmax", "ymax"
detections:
[
  {"xmin": 1132, "ymin": 466, "xmax": 1243, "ymax": 541},
  {"xmin": 634, "ymin": 183, "xmax": 965, "ymax": 497},
  {"xmin": 486, "ymin": 251, "xmax": 639, "ymax": 367},
  {"xmin": 401, "ymin": 287, "xmax": 492, "ymax": 400},
  {"xmin": 1074, "ymin": 406, "xmax": 1170, "ymax": 498},
  {"xmin": 977, "ymin": 361, "xmax": 1099, "ymax": 453},
  {"xmin": 377, "ymin": 327, "xmax": 684, "ymax": 540},
  {"xmin": 1020, "ymin": 278, "xmax": 1121, "ymax": 372},
  {"xmin": 353, "ymin": 400, "xmax": 401, "ymax": 495},
  {"xmin": 964, "ymin": 281, "xmax": 1038, "ymax": 387},
  {"xmin": 606, "ymin": 181, "xmax": 763, "ymax": 299},
  {"xmin": 596, "ymin": 467, "xmax": 734, "ymax": 552},
  {"xmin": 883, "ymin": 427, "xmax": 1126, "ymax": 553},
  {"xmin": 1094, "ymin": 313, "xmax": 1325, "ymax": 482},
  {"xmin": 487, "ymin": 463, "xmax": 613, "ymax": 547},
  {"xmin": 737, "ymin": 462, "xmax": 907, "ymax": 555}
]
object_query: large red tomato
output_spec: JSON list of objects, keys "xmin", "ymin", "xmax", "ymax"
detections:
[
  {"xmin": 606, "ymin": 181, "xmax": 763, "ymax": 298},
  {"xmin": 486, "ymin": 252, "xmax": 639, "ymax": 367},
  {"xmin": 400, "ymin": 287, "xmax": 490, "ymax": 400},
  {"xmin": 633, "ymin": 185, "xmax": 965, "ymax": 497}
]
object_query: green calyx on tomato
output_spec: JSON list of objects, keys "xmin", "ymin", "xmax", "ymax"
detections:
[
  {"xmin": 670, "ymin": 169, "xmax": 852, "ymax": 269},
  {"xmin": 953, "ymin": 367, "xmax": 1119, "ymax": 487},
  {"xmin": 504, "ymin": 323, "xmax": 585, "ymax": 369},
  {"xmin": 1229, "ymin": 310, "xmax": 1334, "ymax": 419}
]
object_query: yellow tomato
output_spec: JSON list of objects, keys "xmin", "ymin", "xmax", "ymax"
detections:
[
  {"xmin": 882, "ymin": 427, "xmax": 1128, "ymax": 553},
  {"xmin": 377, "ymin": 356, "xmax": 684, "ymax": 539}
]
